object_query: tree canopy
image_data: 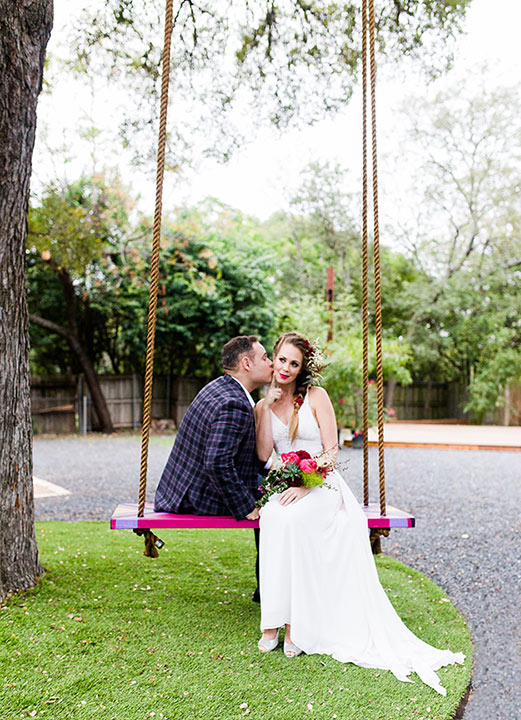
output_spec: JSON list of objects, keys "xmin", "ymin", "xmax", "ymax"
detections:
[{"xmin": 66, "ymin": 0, "xmax": 473, "ymax": 165}]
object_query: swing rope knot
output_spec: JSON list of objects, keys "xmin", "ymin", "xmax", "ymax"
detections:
[{"xmin": 133, "ymin": 528, "xmax": 165, "ymax": 558}]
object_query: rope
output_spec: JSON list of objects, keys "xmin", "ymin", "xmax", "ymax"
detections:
[
  {"xmin": 361, "ymin": 0, "xmax": 386, "ymax": 515},
  {"xmin": 138, "ymin": 0, "xmax": 175, "ymax": 519},
  {"xmin": 361, "ymin": 0, "xmax": 369, "ymax": 506},
  {"xmin": 368, "ymin": 0, "xmax": 386, "ymax": 516}
]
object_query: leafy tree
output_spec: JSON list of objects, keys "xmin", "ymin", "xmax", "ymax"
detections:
[
  {"xmin": 322, "ymin": 334, "xmax": 412, "ymax": 431},
  {"xmin": 288, "ymin": 161, "xmax": 360, "ymax": 295},
  {"xmin": 111, "ymin": 228, "xmax": 277, "ymax": 376},
  {"xmin": 0, "ymin": 0, "xmax": 52, "ymax": 603},
  {"xmin": 390, "ymin": 78, "xmax": 521, "ymax": 418},
  {"xmin": 27, "ymin": 174, "xmax": 136, "ymax": 432},
  {"xmin": 66, "ymin": 0, "xmax": 472, "ymax": 166},
  {"xmin": 27, "ymin": 192, "xmax": 277, "ymax": 390}
]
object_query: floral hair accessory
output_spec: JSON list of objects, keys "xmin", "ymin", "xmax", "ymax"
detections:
[
  {"xmin": 293, "ymin": 393, "xmax": 305, "ymax": 410},
  {"xmin": 301, "ymin": 337, "xmax": 327, "ymax": 385}
]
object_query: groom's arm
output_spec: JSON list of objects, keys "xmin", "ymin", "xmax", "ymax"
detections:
[{"xmin": 203, "ymin": 401, "xmax": 258, "ymax": 521}]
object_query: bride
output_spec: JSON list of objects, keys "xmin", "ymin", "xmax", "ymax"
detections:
[{"xmin": 254, "ymin": 331, "xmax": 464, "ymax": 696}]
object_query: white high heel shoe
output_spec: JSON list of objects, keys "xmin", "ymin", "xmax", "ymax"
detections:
[
  {"xmin": 258, "ymin": 628, "xmax": 280, "ymax": 653},
  {"xmin": 283, "ymin": 638, "xmax": 303, "ymax": 657}
]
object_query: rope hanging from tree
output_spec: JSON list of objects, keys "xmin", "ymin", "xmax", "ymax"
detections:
[
  {"xmin": 136, "ymin": 0, "xmax": 175, "ymax": 553},
  {"xmin": 361, "ymin": 0, "xmax": 386, "ymax": 518}
]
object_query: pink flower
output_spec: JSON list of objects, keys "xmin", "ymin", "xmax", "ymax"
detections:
[
  {"xmin": 299, "ymin": 458, "xmax": 318, "ymax": 474},
  {"xmin": 388, "ymin": 408, "xmax": 396, "ymax": 416},
  {"xmin": 281, "ymin": 452, "xmax": 300, "ymax": 465},
  {"xmin": 368, "ymin": 379, "xmax": 376, "ymax": 385}
]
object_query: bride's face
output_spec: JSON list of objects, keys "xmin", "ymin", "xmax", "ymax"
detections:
[{"xmin": 273, "ymin": 342, "xmax": 303, "ymax": 386}]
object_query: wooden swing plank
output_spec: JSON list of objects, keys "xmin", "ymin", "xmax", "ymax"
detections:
[{"xmin": 110, "ymin": 502, "xmax": 415, "ymax": 530}]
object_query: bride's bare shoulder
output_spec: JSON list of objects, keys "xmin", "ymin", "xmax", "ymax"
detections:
[
  {"xmin": 254, "ymin": 397, "xmax": 265, "ymax": 417},
  {"xmin": 308, "ymin": 386, "xmax": 334, "ymax": 412},
  {"xmin": 308, "ymin": 386, "xmax": 329, "ymax": 402}
]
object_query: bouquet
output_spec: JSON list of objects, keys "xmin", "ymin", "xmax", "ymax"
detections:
[{"xmin": 256, "ymin": 450, "xmax": 333, "ymax": 508}]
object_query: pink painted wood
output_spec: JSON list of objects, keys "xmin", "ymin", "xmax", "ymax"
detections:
[{"xmin": 110, "ymin": 502, "xmax": 414, "ymax": 530}]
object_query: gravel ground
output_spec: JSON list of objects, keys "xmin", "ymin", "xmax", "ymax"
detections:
[{"xmin": 33, "ymin": 435, "xmax": 521, "ymax": 719}]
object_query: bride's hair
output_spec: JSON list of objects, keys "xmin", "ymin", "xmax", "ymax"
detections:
[{"xmin": 273, "ymin": 331, "xmax": 314, "ymax": 444}]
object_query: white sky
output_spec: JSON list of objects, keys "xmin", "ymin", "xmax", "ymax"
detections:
[{"xmin": 34, "ymin": 0, "xmax": 521, "ymax": 222}]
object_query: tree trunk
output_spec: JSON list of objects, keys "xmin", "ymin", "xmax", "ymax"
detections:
[
  {"xmin": 0, "ymin": 0, "xmax": 53, "ymax": 603},
  {"xmin": 57, "ymin": 265, "xmax": 114, "ymax": 433},
  {"xmin": 28, "ymin": 313, "xmax": 115, "ymax": 433}
]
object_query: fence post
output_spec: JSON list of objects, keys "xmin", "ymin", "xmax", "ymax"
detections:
[
  {"xmin": 132, "ymin": 373, "xmax": 138, "ymax": 430},
  {"xmin": 166, "ymin": 373, "xmax": 171, "ymax": 419},
  {"xmin": 77, "ymin": 376, "xmax": 83, "ymax": 434},
  {"xmin": 82, "ymin": 395, "xmax": 88, "ymax": 436}
]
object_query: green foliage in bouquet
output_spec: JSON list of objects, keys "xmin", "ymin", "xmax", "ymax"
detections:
[{"xmin": 257, "ymin": 451, "xmax": 330, "ymax": 508}]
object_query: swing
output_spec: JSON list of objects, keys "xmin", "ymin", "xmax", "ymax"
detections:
[{"xmin": 110, "ymin": 0, "xmax": 415, "ymax": 556}]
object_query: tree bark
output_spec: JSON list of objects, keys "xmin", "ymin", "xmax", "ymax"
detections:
[{"xmin": 0, "ymin": 0, "xmax": 53, "ymax": 603}]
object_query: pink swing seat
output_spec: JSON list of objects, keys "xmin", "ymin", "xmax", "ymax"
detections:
[{"xmin": 110, "ymin": 502, "xmax": 415, "ymax": 530}]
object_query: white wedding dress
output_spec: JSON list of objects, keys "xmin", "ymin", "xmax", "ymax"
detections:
[{"xmin": 259, "ymin": 393, "xmax": 464, "ymax": 695}]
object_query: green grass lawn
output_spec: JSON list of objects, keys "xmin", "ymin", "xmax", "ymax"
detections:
[{"xmin": 0, "ymin": 523, "xmax": 472, "ymax": 720}]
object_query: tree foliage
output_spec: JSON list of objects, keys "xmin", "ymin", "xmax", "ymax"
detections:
[
  {"xmin": 67, "ymin": 0, "xmax": 472, "ymax": 165},
  {"xmin": 27, "ymin": 184, "xmax": 276, "ymax": 382},
  {"xmin": 390, "ymin": 78, "xmax": 521, "ymax": 418}
]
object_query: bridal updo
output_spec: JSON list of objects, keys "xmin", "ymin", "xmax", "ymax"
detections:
[{"xmin": 273, "ymin": 331, "xmax": 323, "ymax": 444}]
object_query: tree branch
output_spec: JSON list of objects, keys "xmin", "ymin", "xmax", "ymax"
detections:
[{"xmin": 28, "ymin": 314, "xmax": 71, "ymax": 341}]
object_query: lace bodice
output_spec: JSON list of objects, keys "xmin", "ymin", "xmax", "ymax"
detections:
[{"xmin": 271, "ymin": 392, "xmax": 324, "ymax": 456}]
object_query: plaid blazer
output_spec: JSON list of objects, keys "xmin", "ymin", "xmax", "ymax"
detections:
[{"xmin": 154, "ymin": 374, "xmax": 263, "ymax": 520}]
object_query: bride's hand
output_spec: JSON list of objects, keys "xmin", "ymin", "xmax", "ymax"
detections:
[
  {"xmin": 264, "ymin": 375, "xmax": 282, "ymax": 409},
  {"xmin": 278, "ymin": 486, "xmax": 312, "ymax": 506}
]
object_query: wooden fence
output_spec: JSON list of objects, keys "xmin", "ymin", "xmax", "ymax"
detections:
[
  {"xmin": 31, "ymin": 375, "xmax": 78, "ymax": 435},
  {"xmin": 30, "ymin": 374, "xmax": 520, "ymax": 434},
  {"xmin": 389, "ymin": 381, "xmax": 468, "ymax": 422},
  {"xmin": 31, "ymin": 374, "xmax": 208, "ymax": 434}
]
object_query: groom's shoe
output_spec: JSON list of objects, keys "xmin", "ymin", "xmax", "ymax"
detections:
[{"xmin": 252, "ymin": 588, "xmax": 260, "ymax": 603}]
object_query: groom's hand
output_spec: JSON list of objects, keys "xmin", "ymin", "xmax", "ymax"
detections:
[{"xmin": 245, "ymin": 507, "xmax": 260, "ymax": 521}]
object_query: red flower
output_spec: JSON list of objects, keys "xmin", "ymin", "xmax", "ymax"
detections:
[
  {"xmin": 337, "ymin": 397, "xmax": 345, "ymax": 405},
  {"xmin": 295, "ymin": 450, "xmax": 311, "ymax": 460},
  {"xmin": 288, "ymin": 478, "xmax": 304, "ymax": 487}
]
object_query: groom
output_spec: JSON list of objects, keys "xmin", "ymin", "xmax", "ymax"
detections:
[{"xmin": 154, "ymin": 336, "xmax": 273, "ymax": 597}]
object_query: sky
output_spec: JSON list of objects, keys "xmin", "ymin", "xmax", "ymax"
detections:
[{"xmin": 34, "ymin": 0, "xmax": 521, "ymax": 223}]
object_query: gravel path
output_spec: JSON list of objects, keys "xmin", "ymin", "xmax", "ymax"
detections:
[{"xmin": 33, "ymin": 436, "xmax": 521, "ymax": 719}]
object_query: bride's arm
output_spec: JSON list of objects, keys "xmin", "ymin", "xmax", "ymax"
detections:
[
  {"xmin": 308, "ymin": 386, "xmax": 339, "ymax": 464},
  {"xmin": 254, "ymin": 379, "xmax": 281, "ymax": 462}
]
